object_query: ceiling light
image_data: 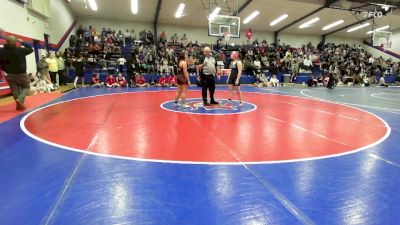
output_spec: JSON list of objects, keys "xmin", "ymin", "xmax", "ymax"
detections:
[
  {"xmin": 299, "ymin": 17, "xmax": 320, "ymax": 29},
  {"xmin": 270, "ymin": 14, "xmax": 288, "ymax": 26},
  {"xmin": 243, "ymin": 11, "xmax": 260, "ymax": 24},
  {"xmin": 322, "ymin": 20, "xmax": 344, "ymax": 30},
  {"xmin": 131, "ymin": 0, "xmax": 138, "ymax": 14},
  {"xmin": 175, "ymin": 3, "xmax": 185, "ymax": 18},
  {"xmin": 88, "ymin": 0, "xmax": 97, "ymax": 11},
  {"xmin": 376, "ymin": 25, "xmax": 390, "ymax": 31},
  {"xmin": 347, "ymin": 23, "xmax": 370, "ymax": 32},
  {"xmin": 366, "ymin": 25, "xmax": 390, "ymax": 34},
  {"xmin": 208, "ymin": 7, "xmax": 221, "ymax": 21}
]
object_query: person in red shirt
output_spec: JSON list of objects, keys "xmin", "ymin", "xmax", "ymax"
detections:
[
  {"xmin": 105, "ymin": 74, "xmax": 117, "ymax": 88},
  {"xmin": 135, "ymin": 73, "xmax": 149, "ymax": 87},
  {"xmin": 157, "ymin": 74, "xmax": 169, "ymax": 87},
  {"xmin": 91, "ymin": 74, "xmax": 103, "ymax": 87},
  {"xmin": 168, "ymin": 73, "xmax": 177, "ymax": 87},
  {"xmin": 116, "ymin": 73, "xmax": 127, "ymax": 87}
]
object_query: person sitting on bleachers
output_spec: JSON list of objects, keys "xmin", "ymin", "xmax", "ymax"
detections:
[
  {"xmin": 303, "ymin": 56, "xmax": 313, "ymax": 72},
  {"xmin": 171, "ymin": 33, "xmax": 179, "ymax": 45},
  {"xmin": 105, "ymin": 74, "xmax": 118, "ymax": 88},
  {"xmin": 157, "ymin": 74, "xmax": 169, "ymax": 87},
  {"xmin": 147, "ymin": 30, "xmax": 154, "ymax": 43},
  {"xmin": 117, "ymin": 30, "xmax": 125, "ymax": 46},
  {"xmin": 159, "ymin": 31, "xmax": 167, "ymax": 43},
  {"xmin": 116, "ymin": 73, "xmax": 127, "ymax": 87},
  {"xmin": 162, "ymin": 57, "xmax": 169, "ymax": 75},
  {"xmin": 91, "ymin": 74, "xmax": 103, "ymax": 87},
  {"xmin": 112, "ymin": 43, "xmax": 121, "ymax": 54},
  {"xmin": 168, "ymin": 73, "xmax": 177, "ymax": 87},
  {"xmin": 181, "ymin": 33, "xmax": 188, "ymax": 46},
  {"xmin": 135, "ymin": 73, "xmax": 149, "ymax": 87},
  {"xmin": 105, "ymin": 35, "xmax": 113, "ymax": 45},
  {"xmin": 124, "ymin": 29, "xmax": 131, "ymax": 44},
  {"xmin": 83, "ymin": 27, "xmax": 91, "ymax": 46}
]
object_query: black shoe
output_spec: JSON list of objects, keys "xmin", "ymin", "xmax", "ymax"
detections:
[
  {"xmin": 203, "ymin": 102, "xmax": 211, "ymax": 106},
  {"xmin": 210, "ymin": 101, "xmax": 219, "ymax": 105}
]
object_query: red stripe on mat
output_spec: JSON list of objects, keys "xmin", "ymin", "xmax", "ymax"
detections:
[{"xmin": 0, "ymin": 93, "xmax": 63, "ymax": 123}]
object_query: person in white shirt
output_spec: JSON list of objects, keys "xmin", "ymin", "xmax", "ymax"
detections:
[
  {"xmin": 303, "ymin": 56, "xmax": 313, "ymax": 72},
  {"xmin": 379, "ymin": 76, "xmax": 388, "ymax": 87},
  {"xmin": 117, "ymin": 57, "xmax": 127, "ymax": 73},
  {"xmin": 368, "ymin": 57, "xmax": 375, "ymax": 65},
  {"xmin": 270, "ymin": 75, "xmax": 279, "ymax": 87},
  {"xmin": 254, "ymin": 58, "xmax": 261, "ymax": 69}
]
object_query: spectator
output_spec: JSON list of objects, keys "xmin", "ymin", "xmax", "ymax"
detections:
[
  {"xmin": 72, "ymin": 54, "xmax": 85, "ymax": 88},
  {"xmin": 105, "ymin": 74, "xmax": 117, "ymax": 88},
  {"xmin": 135, "ymin": 73, "xmax": 149, "ymax": 87},
  {"xmin": 379, "ymin": 75, "xmax": 389, "ymax": 87},
  {"xmin": 116, "ymin": 73, "xmax": 127, "ymax": 87},
  {"xmin": 117, "ymin": 57, "xmax": 126, "ymax": 73},
  {"xmin": 0, "ymin": 36, "xmax": 33, "ymax": 110},
  {"xmin": 303, "ymin": 56, "xmax": 313, "ymax": 72},
  {"xmin": 91, "ymin": 74, "xmax": 103, "ymax": 87},
  {"xmin": 37, "ymin": 55, "xmax": 51, "ymax": 84},
  {"xmin": 56, "ymin": 52, "xmax": 67, "ymax": 85},
  {"xmin": 307, "ymin": 75, "xmax": 318, "ymax": 87},
  {"xmin": 157, "ymin": 74, "xmax": 169, "ymax": 87},
  {"xmin": 270, "ymin": 75, "xmax": 280, "ymax": 87},
  {"xmin": 159, "ymin": 30, "xmax": 167, "ymax": 43},
  {"xmin": 168, "ymin": 73, "xmax": 177, "ymax": 87},
  {"xmin": 125, "ymin": 29, "xmax": 131, "ymax": 44},
  {"xmin": 76, "ymin": 25, "xmax": 84, "ymax": 39},
  {"xmin": 46, "ymin": 53, "xmax": 59, "ymax": 88},
  {"xmin": 117, "ymin": 30, "xmax": 125, "ymax": 46}
]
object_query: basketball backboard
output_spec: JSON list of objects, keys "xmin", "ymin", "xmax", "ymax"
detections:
[
  {"xmin": 373, "ymin": 31, "xmax": 392, "ymax": 48},
  {"xmin": 208, "ymin": 15, "xmax": 240, "ymax": 38}
]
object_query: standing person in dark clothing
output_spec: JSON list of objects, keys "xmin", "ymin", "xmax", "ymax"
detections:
[
  {"xmin": 72, "ymin": 54, "xmax": 85, "ymax": 88},
  {"xmin": 198, "ymin": 47, "xmax": 218, "ymax": 106},
  {"xmin": 173, "ymin": 52, "xmax": 190, "ymax": 108},
  {"xmin": 0, "ymin": 36, "xmax": 33, "ymax": 110},
  {"xmin": 227, "ymin": 51, "xmax": 244, "ymax": 106},
  {"xmin": 326, "ymin": 73, "xmax": 335, "ymax": 89},
  {"xmin": 127, "ymin": 59, "xmax": 136, "ymax": 87}
]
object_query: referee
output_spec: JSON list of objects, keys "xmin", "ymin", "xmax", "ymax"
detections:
[{"xmin": 199, "ymin": 47, "xmax": 218, "ymax": 106}]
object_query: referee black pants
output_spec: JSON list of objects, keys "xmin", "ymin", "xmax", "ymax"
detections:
[{"xmin": 201, "ymin": 75, "xmax": 216, "ymax": 103}]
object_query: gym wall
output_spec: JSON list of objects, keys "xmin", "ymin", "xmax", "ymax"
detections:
[{"xmin": 0, "ymin": 0, "xmax": 75, "ymax": 73}]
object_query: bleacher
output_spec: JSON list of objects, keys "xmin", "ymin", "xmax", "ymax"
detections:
[{"xmin": 71, "ymin": 39, "xmax": 398, "ymax": 85}]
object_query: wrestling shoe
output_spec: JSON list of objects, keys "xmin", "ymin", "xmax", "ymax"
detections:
[{"xmin": 210, "ymin": 100, "xmax": 219, "ymax": 105}]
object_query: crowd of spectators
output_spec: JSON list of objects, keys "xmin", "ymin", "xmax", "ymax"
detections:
[{"xmin": 59, "ymin": 25, "xmax": 400, "ymax": 89}]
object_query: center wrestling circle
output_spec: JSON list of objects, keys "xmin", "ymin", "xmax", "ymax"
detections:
[{"xmin": 20, "ymin": 91, "xmax": 390, "ymax": 164}]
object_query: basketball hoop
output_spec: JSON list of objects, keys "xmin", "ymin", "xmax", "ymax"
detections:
[{"xmin": 223, "ymin": 32, "xmax": 231, "ymax": 42}]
